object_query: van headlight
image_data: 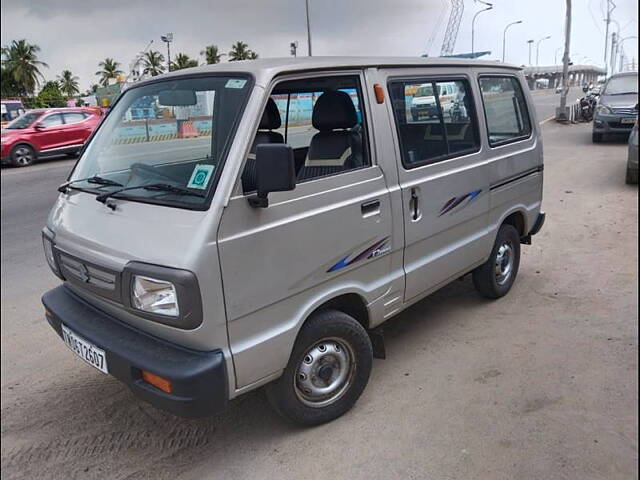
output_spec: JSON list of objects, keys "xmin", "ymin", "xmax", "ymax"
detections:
[
  {"xmin": 132, "ymin": 275, "xmax": 179, "ymax": 317},
  {"xmin": 42, "ymin": 233, "xmax": 62, "ymax": 278},
  {"xmin": 123, "ymin": 262, "xmax": 202, "ymax": 329},
  {"xmin": 596, "ymin": 104, "xmax": 612, "ymax": 116}
]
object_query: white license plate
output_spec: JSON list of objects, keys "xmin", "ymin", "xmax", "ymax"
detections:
[
  {"xmin": 621, "ymin": 117, "xmax": 636, "ymax": 124},
  {"xmin": 61, "ymin": 324, "xmax": 108, "ymax": 374}
]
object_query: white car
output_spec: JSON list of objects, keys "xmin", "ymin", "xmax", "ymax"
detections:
[{"xmin": 410, "ymin": 81, "xmax": 458, "ymax": 121}]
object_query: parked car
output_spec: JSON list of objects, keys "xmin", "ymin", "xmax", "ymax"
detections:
[
  {"xmin": 41, "ymin": 57, "xmax": 545, "ymax": 425},
  {"xmin": 1, "ymin": 99, "xmax": 26, "ymax": 127},
  {"xmin": 627, "ymin": 120, "xmax": 638, "ymax": 184},
  {"xmin": 1, "ymin": 107, "xmax": 102, "ymax": 167},
  {"xmin": 592, "ymin": 71, "xmax": 638, "ymax": 143}
]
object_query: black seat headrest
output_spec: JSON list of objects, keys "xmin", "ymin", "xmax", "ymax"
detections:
[
  {"xmin": 312, "ymin": 91, "xmax": 357, "ymax": 131},
  {"xmin": 259, "ymin": 97, "xmax": 281, "ymax": 130}
]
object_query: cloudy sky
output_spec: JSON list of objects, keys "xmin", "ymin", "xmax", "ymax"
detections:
[{"xmin": 1, "ymin": 0, "xmax": 638, "ymax": 91}]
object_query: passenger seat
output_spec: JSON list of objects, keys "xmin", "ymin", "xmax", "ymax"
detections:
[
  {"xmin": 241, "ymin": 98, "xmax": 284, "ymax": 192},
  {"xmin": 298, "ymin": 91, "xmax": 363, "ymax": 181}
]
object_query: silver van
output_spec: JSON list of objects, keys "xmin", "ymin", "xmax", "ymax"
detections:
[{"xmin": 42, "ymin": 57, "xmax": 545, "ymax": 425}]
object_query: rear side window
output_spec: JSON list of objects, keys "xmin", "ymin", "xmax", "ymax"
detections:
[
  {"xmin": 39, "ymin": 113, "xmax": 64, "ymax": 127},
  {"xmin": 389, "ymin": 78, "xmax": 480, "ymax": 168},
  {"xmin": 63, "ymin": 112, "xmax": 87, "ymax": 124},
  {"xmin": 479, "ymin": 76, "xmax": 531, "ymax": 146}
]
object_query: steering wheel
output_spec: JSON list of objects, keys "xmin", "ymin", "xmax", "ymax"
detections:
[{"xmin": 130, "ymin": 163, "xmax": 175, "ymax": 182}]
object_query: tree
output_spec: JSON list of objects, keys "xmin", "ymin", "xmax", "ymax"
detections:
[
  {"xmin": 95, "ymin": 58, "xmax": 123, "ymax": 87},
  {"xmin": 200, "ymin": 45, "xmax": 224, "ymax": 64},
  {"xmin": 1, "ymin": 39, "xmax": 48, "ymax": 95},
  {"xmin": 171, "ymin": 53, "xmax": 198, "ymax": 70},
  {"xmin": 35, "ymin": 80, "xmax": 66, "ymax": 108},
  {"xmin": 57, "ymin": 70, "xmax": 79, "ymax": 97},
  {"xmin": 228, "ymin": 41, "xmax": 258, "ymax": 61},
  {"xmin": 142, "ymin": 50, "xmax": 165, "ymax": 76}
]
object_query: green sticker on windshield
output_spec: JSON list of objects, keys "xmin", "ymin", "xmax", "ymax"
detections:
[
  {"xmin": 225, "ymin": 79, "xmax": 247, "ymax": 89},
  {"xmin": 187, "ymin": 164, "xmax": 215, "ymax": 189}
]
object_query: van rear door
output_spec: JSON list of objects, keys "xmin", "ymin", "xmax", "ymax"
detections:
[{"xmin": 385, "ymin": 70, "xmax": 491, "ymax": 301}]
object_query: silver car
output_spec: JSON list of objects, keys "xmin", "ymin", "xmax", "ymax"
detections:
[
  {"xmin": 41, "ymin": 58, "xmax": 545, "ymax": 425},
  {"xmin": 593, "ymin": 72, "xmax": 639, "ymax": 143},
  {"xmin": 628, "ymin": 120, "xmax": 638, "ymax": 184}
]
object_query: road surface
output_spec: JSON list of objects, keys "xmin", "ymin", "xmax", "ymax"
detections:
[{"xmin": 1, "ymin": 97, "xmax": 636, "ymax": 480}]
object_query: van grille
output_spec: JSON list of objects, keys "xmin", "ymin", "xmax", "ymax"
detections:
[{"xmin": 56, "ymin": 250, "xmax": 121, "ymax": 302}]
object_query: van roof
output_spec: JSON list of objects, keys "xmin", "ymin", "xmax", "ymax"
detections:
[{"xmin": 146, "ymin": 56, "xmax": 522, "ymax": 87}]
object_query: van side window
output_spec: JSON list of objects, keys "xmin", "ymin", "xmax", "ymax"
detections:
[
  {"xmin": 241, "ymin": 75, "xmax": 370, "ymax": 193},
  {"xmin": 389, "ymin": 79, "xmax": 479, "ymax": 168},
  {"xmin": 479, "ymin": 76, "xmax": 531, "ymax": 146}
]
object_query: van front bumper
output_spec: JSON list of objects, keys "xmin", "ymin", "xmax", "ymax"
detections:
[{"xmin": 42, "ymin": 285, "xmax": 228, "ymax": 418}]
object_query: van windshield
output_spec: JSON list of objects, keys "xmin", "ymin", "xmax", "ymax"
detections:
[
  {"xmin": 69, "ymin": 76, "xmax": 251, "ymax": 208},
  {"xmin": 603, "ymin": 74, "xmax": 638, "ymax": 95}
]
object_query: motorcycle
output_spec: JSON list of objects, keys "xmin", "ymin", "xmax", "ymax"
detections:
[{"xmin": 578, "ymin": 84, "xmax": 599, "ymax": 122}]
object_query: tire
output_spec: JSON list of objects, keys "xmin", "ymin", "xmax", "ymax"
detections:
[
  {"xmin": 472, "ymin": 224, "xmax": 521, "ymax": 299},
  {"xmin": 592, "ymin": 132, "xmax": 603, "ymax": 143},
  {"xmin": 10, "ymin": 144, "xmax": 36, "ymax": 167},
  {"xmin": 626, "ymin": 168, "xmax": 638, "ymax": 185},
  {"xmin": 265, "ymin": 310, "xmax": 373, "ymax": 426}
]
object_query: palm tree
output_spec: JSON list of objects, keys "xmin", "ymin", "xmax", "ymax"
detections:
[
  {"xmin": 1, "ymin": 39, "xmax": 48, "ymax": 95},
  {"xmin": 95, "ymin": 58, "xmax": 123, "ymax": 87},
  {"xmin": 171, "ymin": 53, "xmax": 198, "ymax": 70},
  {"xmin": 57, "ymin": 70, "xmax": 79, "ymax": 97},
  {"xmin": 142, "ymin": 50, "xmax": 165, "ymax": 76},
  {"xmin": 228, "ymin": 41, "xmax": 259, "ymax": 61},
  {"xmin": 200, "ymin": 45, "xmax": 224, "ymax": 64}
]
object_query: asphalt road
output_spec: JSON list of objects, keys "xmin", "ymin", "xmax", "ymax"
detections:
[{"xmin": 1, "ymin": 94, "xmax": 637, "ymax": 479}]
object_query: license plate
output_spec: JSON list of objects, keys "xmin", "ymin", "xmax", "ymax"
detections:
[
  {"xmin": 621, "ymin": 118, "xmax": 636, "ymax": 124},
  {"xmin": 61, "ymin": 324, "xmax": 108, "ymax": 374}
]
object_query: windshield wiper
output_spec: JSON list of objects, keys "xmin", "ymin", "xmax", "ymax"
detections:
[
  {"xmin": 58, "ymin": 175, "xmax": 123, "ymax": 193},
  {"xmin": 95, "ymin": 183, "xmax": 205, "ymax": 209}
]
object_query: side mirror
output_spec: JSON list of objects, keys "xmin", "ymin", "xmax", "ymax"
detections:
[
  {"xmin": 34, "ymin": 123, "xmax": 46, "ymax": 130},
  {"xmin": 248, "ymin": 144, "xmax": 296, "ymax": 208}
]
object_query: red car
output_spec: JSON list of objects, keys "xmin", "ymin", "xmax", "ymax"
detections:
[{"xmin": 1, "ymin": 107, "xmax": 102, "ymax": 167}]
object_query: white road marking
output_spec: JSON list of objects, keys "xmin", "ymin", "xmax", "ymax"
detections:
[{"xmin": 540, "ymin": 115, "xmax": 556, "ymax": 125}]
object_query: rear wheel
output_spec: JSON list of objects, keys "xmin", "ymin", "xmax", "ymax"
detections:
[
  {"xmin": 265, "ymin": 310, "xmax": 372, "ymax": 426},
  {"xmin": 11, "ymin": 144, "xmax": 36, "ymax": 167},
  {"xmin": 626, "ymin": 168, "xmax": 638, "ymax": 185},
  {"xmin": 592, "ymin": 132, "xmax": 603, "ymax": 143},
  {"xmin": 473, "ymin": 224, "xmax": 521, "ymax": 299}
]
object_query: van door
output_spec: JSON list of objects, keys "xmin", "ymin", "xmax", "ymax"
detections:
[
  {"xmin": 217, "ymin": 73, "xmax": 394, "ymax": 388},
  {"xmin": 386, "ymin": 73, "xmax": 491, "ymax": 301}
]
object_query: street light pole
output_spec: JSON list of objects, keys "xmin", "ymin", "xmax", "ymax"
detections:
[
  {"xmin": 617, "ymin": 36, "xmax": 638, "ymax": 73},
  {"xmin": 527, "ymin": 40, "xmax": 534, "ymax": 65},
  {"xmin": 554, "ymin": 47, "xmax": 563, "ymax": 65},
  {"xmin": 536, "ymin": 35, "xmax": 551, "ymax": 66},
  {"xmin": 161, "ymin": 33, "xmax": 173, "ymax": 72},
  {"xmin": 305, "ymin": 0, "xmax": 312, "ymax": 56},
  {"xmin": 471, "ymin": 1, "xmax": 493, "ymax": 55},
  {"xmin": 502, "ymin": 20, "xmax": 523, "ymax": 62}
]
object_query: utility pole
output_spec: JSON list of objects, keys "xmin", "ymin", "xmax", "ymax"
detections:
[
  {"xmin": 556, "ymin": 0, "xmax": 572, "ymax": 121},
  {"xmin": 305, "ymin": 0, "xmax": 312, "ymax": 56},
  {"xmin": 610, "ymin": 32, "xmax": 617, "ymax": 75},
  {"xmin": 161, "ymin": 33, "xmax": 173, "ymax": 72},
  {"xmin": 603, "ymin": 0, "xmax": 615, "ymax": 68}
]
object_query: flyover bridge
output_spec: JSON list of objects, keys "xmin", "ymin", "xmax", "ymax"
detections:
[{"xmin": 523, "ymin": 64, "xmax": 607, "ymax": 89}]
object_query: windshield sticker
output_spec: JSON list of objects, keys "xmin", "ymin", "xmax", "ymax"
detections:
[
  {"xmin": 225, "ymin": 79, "xmax": 247, "ymax": 89},
  {"xmin": 187, "ymin": 164, "xmax": 215, "ymax": 189}
]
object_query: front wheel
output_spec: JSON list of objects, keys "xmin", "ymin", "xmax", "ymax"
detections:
[
  {"xmin": 265, "ymin": 310, "xmax": 373, "ymax": 425},
  {"xmin": 11, "ymin": 144, "xmax": 36, "ymax": 167},
  {"xmin": 473, "ymin": 224, "xmax": 521, "ymax": 299}
]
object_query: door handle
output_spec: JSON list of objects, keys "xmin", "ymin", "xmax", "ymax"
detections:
[
  {"xmin": 409, "ymin": 187, "xmax": 421, "ymax": 221},
  {"xmin": 361, "ymin": 199, "xmax": 381, "ymax": 217}
]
